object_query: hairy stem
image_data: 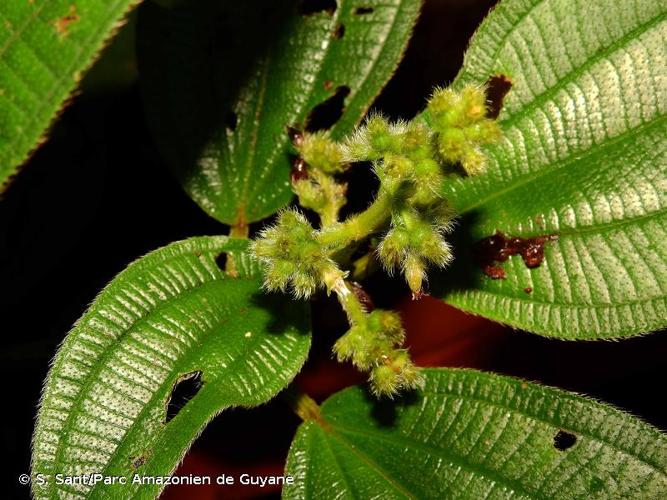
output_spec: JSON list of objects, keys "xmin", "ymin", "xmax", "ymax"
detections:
[
  {"xmin": 284, "ymin": 389, "xmax": 325, "ymax": 424},
  {"xmin": 317, "ymin": 191, "xmax": 392, "ymax": 249},
  {"xmin": 322, "ymin": 269, "xmax": 367, "ymax": 326}
]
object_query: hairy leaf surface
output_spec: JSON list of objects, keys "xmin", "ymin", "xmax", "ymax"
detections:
[
  {"xmin": 285, "ymin": 368, "xmax": 667, "ymax": 499},
  {"xmin": 0, "ymin": 0, "xmax": 139, "ymax": 191},
  {"xmin": 138, "ymin": 0, "xmax": 421, "ymax": 225},
  {"xmin": 431, "ymin": 0, "xmax": 667, "ymax": 339},
  {"xmin": 31, "ymin": 237, "xmax": 310, "ymax": 499}
]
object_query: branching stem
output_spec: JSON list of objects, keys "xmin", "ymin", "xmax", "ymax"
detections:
[{"xmin": 317, "ymin": 191, "xmax": 392, "ymax": 250}]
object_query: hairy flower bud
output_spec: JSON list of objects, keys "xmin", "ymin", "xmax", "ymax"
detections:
[
  {"xmin": 404, "ymin": 253, "xmax": 426, "ymax": 296},
  {"xmin": 427, "ymin": 84, "xmax": 501, "ymax": 176},
  {"xmin": 251, "ymin": 210, "xmax": 342, "ymax": 298},
  {"xmin": 370, "ymin": 349, "xmax": 424, "ymax": 397},
  {"xmin": 377, "ymin": 227, "xmax": 410, "ymax": 270},
  {"xmin": 297, "ymin": 132, "xmax": 346, "ymax": 174}
]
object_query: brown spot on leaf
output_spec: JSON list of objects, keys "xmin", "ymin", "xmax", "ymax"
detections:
[
  {"xmin": 523, "ymin": 287, "xmax": 533, "ymax": 294},
  {"xmin": 287, "ymin": 126, "xmax": 304, "ymax": 148},
  {"xmin": 324, "ymin": 80, "xmax": 334, "ymax": 91},
  {"xmin": 54, "ymin": 5, "xmax": 79, "ymax": 36},
  {"xmin": 290, "ymin": 156, "xmax": 309, "ymax": 183},
  {"xmin": 485, "ymin": 74, "xmax": 512, "ymax": 119},
  {"xmin": 333, "ymin": 24, "xmax": 345, "ymax": 39},
  {"xmin": 475, "ymin": 231, "xmax": 558, "ymax": 279},
  {"xmin": 130, "ymin": 455, "xmax": 146, "ymax": 469}
]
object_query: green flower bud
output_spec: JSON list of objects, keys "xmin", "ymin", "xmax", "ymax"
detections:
[
  {"xmin": 370, "ymin": 363, "xmax": 400, "ymax": 397},
  {"xmin": 366, "ymin": 310, "xmax": 405, "ymax": 344},
  {"xmin": 377, "ymin": 227, "xmax": 409, "ymax": 270},
  {"xmin": 292, "ymin": 177, "xmax": 326, "ymax": 212},
  {"xmin": 437, "ymin": 127, "xmax": 467, "ymax": 164},
  {"xmin": 427, "ymin": 87, "xmax": 458, "ymax": 119},
  {"xmin": 404, "ymin": 253, "xmax": 426, "ymax": 296},
  {"xmin": 419, "ymin": 231, "xmax": 452, "ymax": 267},
  {"xmin": 466, "ymin": 120, "xmax": 502, "ymax": 143},
  {"xmin": 386, "ymin": 154, "xmax": 414, "ymax": 178},
  {"xmin": 461, "ymin": 148, "xmax": 487, "ymax": 176},
  {"xmin": 298, "ymin": 132, "xmax": 346, "ymax": 174},
  {"xmin": 370, "ymin": 350, "xmax": 423, "ymax": 397},
  {"xmin": 461, "ymin": 84, "xmax": 488, "ymax": 121},
  {"xmin": 400, "ymin": 122, "xmax": 432, "ymax": 160},
  {"xmin": 367, "ymin": 115, "xmax": 400, "ymax": 154},
  {"xmin": 388, "ymin": 350, "xmax": 424, "ymax": 391},
  {"xmin": 407, "ymin": 218, "xmax": 433, "ymax": 247}
]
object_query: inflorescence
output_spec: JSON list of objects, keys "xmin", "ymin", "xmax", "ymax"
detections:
[{"xmin": 251, "ymin": 84, "xmax": 501, "ymax": 397}]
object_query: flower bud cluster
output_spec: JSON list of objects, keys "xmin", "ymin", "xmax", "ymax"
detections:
[
  {"xmin": 251, "ymin": 210, "xmax": 344, "ymax": 298},
  {"xmin": 291, "ymin": 132, "xmax": 348, "ymax": 227},
  {"xmin": 252, "ymin": 83, "xmax": 502, "ymax": 397},
  {"xmin": 334, "ymin": 309, "xmax": 423, "ymax": 396},
  {"xmin": 427, "ymin": 85, "xmax": 501, "ymax": 175}
]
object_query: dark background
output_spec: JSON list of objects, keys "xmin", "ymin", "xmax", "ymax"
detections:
[{"xmin": 1, "ymin": 1, "xmax": 665, "ymax": 498}]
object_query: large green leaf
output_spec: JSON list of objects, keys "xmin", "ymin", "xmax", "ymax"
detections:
[
  {"xmin": 137, "ymin": 0, "xmax": 421, "ymax": 226},
  {"xmin": 285, "ymin": 368, "xmax": 667, "ymax": 499},
  {"xmin": 430, "ymin": 0, "xmax": 667, "ymax": 339},
  {"xmin": 31, "ymin": 236, "xmax": 310, "ymax": 499},
  {"xmin": 0, "ymin": 0, "xmax": 140, "ymax": 192}
]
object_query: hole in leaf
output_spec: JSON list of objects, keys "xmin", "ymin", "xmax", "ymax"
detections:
[
  {"xmin": 225, "ymin": 111, "xmax": 238, "ymax": 131},
  {"xmin": 553, "ymin": 430, "xmax": 577, "ymax": 451},
  {"xmin": 354, "ymin": 6, "xmax": 374, "ymax": 15},
  {"xmin": 166, "ymin": 371, "xmax": 203, "ymax": 423},
  {"xmin": 306, "ymin": 85, "xmax": 351, "ymax": 132},
  {"xmin": 334, "ymin": 23, "xmax": 345, "ymax": 39},
  {"xmin": 485, "ymin": 74, "xmax": 513, "ymax": 119},
  {"xmin": 215, "ymin": 252, "xmax": 228, "ymax": 270},
  {"xmin": 299, "ymin": 0, "xmax": 337, "ymax": 15}
]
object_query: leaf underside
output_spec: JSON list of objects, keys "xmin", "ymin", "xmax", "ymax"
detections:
[
  {"xmin": 430, "ymin": 0, "xmax": 667, "ymax": 340},
  {"xmin": 285, "ymin": 368, "xmax": 667, "ymax": 499},
  {"xmin": 0, "ymin": 0, "xmax": 139, "ymax": 192},
  {"xmin": 137, "ymin": 0, "xmax": 422, "ymax": 225},
  {"xmin": 31, "ymin": 237, "xmax": 311, "ymax": 499}
]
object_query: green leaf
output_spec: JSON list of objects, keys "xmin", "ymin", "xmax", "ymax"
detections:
[
  {"xmin": 137, "ymin": 0, "xmax": 421, "ymax": 225},
  {"xmin": 0, "ymin": 0, "xmax": 140, "ymax": 192},
  {"xmin": 31, "ymin": 236, "xmax": 310, "ymax": 499},
  {"xmin": 285, "ymin": 368, "xmax": 667, "ymax": 499},
  {"xmin": 431, "ymin": 0, "xmax": 667, "ymax": 339}
]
